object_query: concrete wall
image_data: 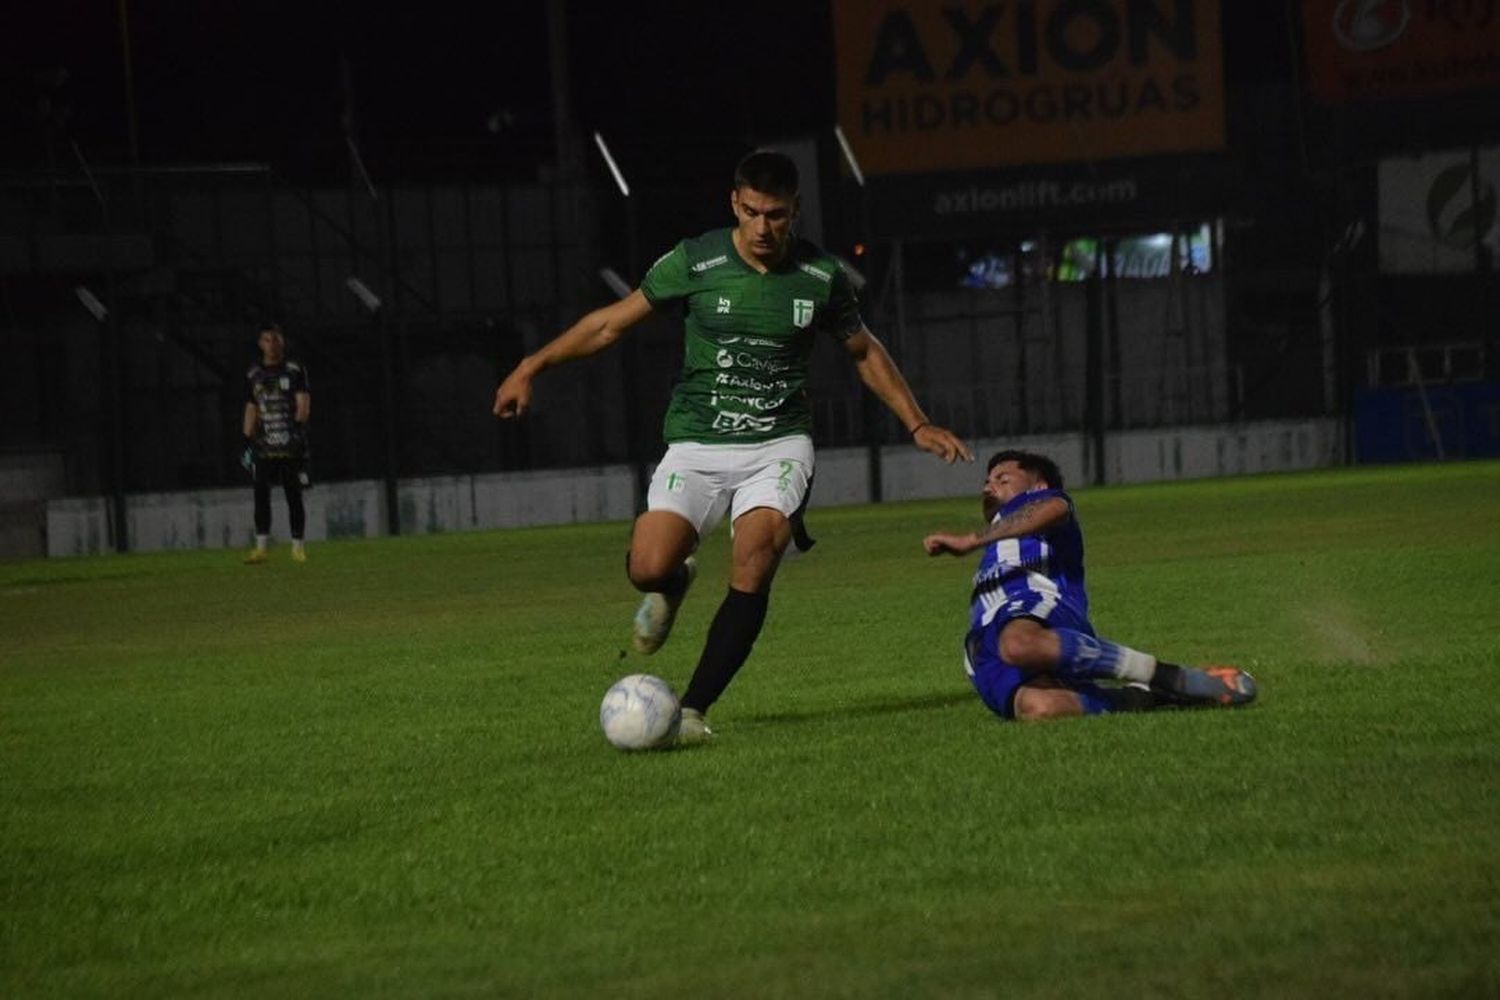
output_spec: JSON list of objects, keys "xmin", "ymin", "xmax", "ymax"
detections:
[
  {"xmin": 1, "ymin": 453, "xmax": 67, "ymax": 559},
  {"xmin": 860, "ymin": 418, "xmax": 1342, "ymax": 503},
  {"xmin": 44, "ymin": 419, "xmax": 1341, "ymax": 557},
  {"xmin": 46, "ymin": 464, "xmax": 638, "ymax": 557}
]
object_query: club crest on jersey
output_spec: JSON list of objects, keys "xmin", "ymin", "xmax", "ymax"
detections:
[
  {"xmin": 716, "ymin": 296, "xmax": 732, "ymax": 314},
  {"xmin": 792, "ymin": 299, "xmax": 814, "ymax": 328},
  {"xmin": 279, "ymin": 376, "xmax": 291, "ymax": 390}
]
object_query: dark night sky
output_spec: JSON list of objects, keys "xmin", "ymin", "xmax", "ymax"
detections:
[
  {"xmin": 1, "ymin": 1, "xmax": 846, "ymax": 183},
  {"xmin": 3, "ymin": 2, "xmax": 1296, "ymax": 185}
]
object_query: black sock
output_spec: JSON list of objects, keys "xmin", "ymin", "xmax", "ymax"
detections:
[
  {"xmin": 1151, "ymin": 662, "xmax": 1186, "ymax": 692},
  {"xmin": 253, "ymin": 480, "xmax": 272, "ymax": 534},
  {"xmin": 624, "ymin": 553, "xmax": 692, "ymax": 598},
  {"xmin": 1095, "ymin": 686, "xmax": 1163, "ymax": 713},
  {"xmin": 660, "ymin": 562, "xmax": 691, "ymax": 600},
  {"xmin": 681, "ymin": 588, "xmax": 769, "ymax": 713}
]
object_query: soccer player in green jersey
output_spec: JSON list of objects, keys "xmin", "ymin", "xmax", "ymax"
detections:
[{"xmin": 493, "ymin": 151, "xmax": 972, "ymax": 744}]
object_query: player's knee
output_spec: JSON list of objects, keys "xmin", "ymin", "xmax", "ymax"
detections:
[
  {"xmin": 626, "ymin": 550, "xmax": 678, "ymax": 592},
  {"xmin": 999, "ymin": 629, "xmax": 1047, "ymax": 667},
  {"xmin": 1013, "ymin": 686, "xmax": 1081, "ymax": 721},
  {"xmin": 729, "ymin": 549, "xmax": 779, "ymax": 592}
]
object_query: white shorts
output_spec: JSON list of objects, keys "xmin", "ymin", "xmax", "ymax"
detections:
[{"xmin": 646, "ymin": 434, "xmax": 814, "ymax": 538}]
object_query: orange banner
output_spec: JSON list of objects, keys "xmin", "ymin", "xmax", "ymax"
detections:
[
  {"xmin": 834, "ymin": 0, "xmax": 1225, "ymax": 176},
  {"xmin": 1302, "ymin": 0, "xmax": 1500, "ymax": 105}
]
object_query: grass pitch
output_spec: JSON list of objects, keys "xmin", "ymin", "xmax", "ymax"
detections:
[{"xmin": 3, "ymin": 462, "xmax": 1498, "ymax": 998}]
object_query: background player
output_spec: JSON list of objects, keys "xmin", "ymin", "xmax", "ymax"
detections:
[
  {"xmin": 923, "ymin": 450, "xmax": 1258, "ymax": 721},
  {"xmin": 494, "ymin": 150, "xmax": 971, "ymax": 744},
  {"xmin": 242, "ymin": 322, "xmax": 311, "ymax": 563}
]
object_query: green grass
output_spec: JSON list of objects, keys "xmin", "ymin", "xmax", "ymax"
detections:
[{"xmin": 3, "ymin": 462, "xmax": 1499, "ymax": 998}]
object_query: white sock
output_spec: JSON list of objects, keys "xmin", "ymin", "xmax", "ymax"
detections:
[
  {"xmin": 292, "ymin": 539, "xmax": 305, "ymax": 554},
  {"xmin": 255, "ymin": 534, "xmax": 269, "ymax": 552},
  {"xmin": 1115, "ymin": 647, "xmax": 1158, "ymax": 684}
]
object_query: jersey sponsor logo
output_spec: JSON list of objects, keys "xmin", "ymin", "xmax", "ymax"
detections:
[
  {"xmin": 711, "ymin": 411, "xmax": 777, "ymax": 434},
  {"xmin": 709, "ymin": 391, "xmax": 781, "ymax": 411},
  {"xmin": 716, "ymin": 296, "xmax": 732, "ymax": 313},
  {"xmin": 797, "ymin": 263, "xmax": 832, "ymax": 282},
  {"xmin": 792, "ymin": 299, "xmax": 814, "ymax": 328},
  {"xmin": 715, "ymin": 372, "xmax": 789, "ymax": 393},
  {"xmin": 714, "ymin": 348, "xmax": 790, "ymax": 375},
  {"xmin": 691, "ymin": 254, "xmax": 730, "ymax": 273}
]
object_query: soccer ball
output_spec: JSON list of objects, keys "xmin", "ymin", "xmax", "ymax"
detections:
[{"xmin": 599, "ymin": 674, "xmax": 681, "ymax": 751}]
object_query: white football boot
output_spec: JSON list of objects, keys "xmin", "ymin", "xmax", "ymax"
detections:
[
  {"xmin": 630, "ymin": 556, "xmax": 697, "ymax": 655},
  {"xmin": 675, "ymin": 707, "xmax": 713, "ymax": 746}
]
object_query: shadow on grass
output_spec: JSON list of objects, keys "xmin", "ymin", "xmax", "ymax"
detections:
[{"xmin": 737, "ymin": 690, "xmax": 975, "ymax": 728}]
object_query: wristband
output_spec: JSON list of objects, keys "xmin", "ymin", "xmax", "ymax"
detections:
[{"xmin": 908, "ymin": 421, "xmax": 930, "ymax": 436}]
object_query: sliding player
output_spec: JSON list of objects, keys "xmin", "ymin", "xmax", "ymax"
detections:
[{"xmin": 923, "ymin": 450, "xmax": 1258, "ymax": 721}]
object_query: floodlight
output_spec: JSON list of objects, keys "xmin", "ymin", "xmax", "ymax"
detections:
[
  {"xmin": 75, "ymin": 285, "xmax": 108, "ymax": 322},
  {"xmin": 599, "ymin": 268, "xmax": 631, "ymax": 300},
  {"xmin": 833, "ymin": 125, "xmax": 865, "ymax": 188},
  {"xmin": 345, "ymin": 276, "xmax": 382, "ymax": 313},
  {"xmin": 593, "ymin": 132, "xmax": 630, "ymax": 197}
]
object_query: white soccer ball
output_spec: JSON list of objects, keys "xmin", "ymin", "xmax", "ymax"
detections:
[{"xmin": 599, "ymin": 673, "xmax": 681, "ymax": 751}]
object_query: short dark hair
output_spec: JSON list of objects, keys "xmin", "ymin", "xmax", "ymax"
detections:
[
  {"xmin": 987, "ymin": 449, "xmax": 1063, "ymax": 490},
  {"xmin": 257, "ymin": 321, "xmax": 284, "ymax": 336},
  {"xmin": 733, "ymin": 150, "xmax": 799, "ymax": 198}
]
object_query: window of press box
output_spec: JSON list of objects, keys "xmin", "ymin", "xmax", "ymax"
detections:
[
  {"xmin": 952, "ymin": 223, "xmax": 1218, "ymax": 290},
  {"xmin": 1370, "ymin": 343, "xmax": 1486, "ymax": 387}
]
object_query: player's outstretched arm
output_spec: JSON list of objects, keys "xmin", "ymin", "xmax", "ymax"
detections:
[
  {"xmin": 922, "ymin": 496, "xmax": 1070, "ymax": 557},
  {"xmin": 923, "ymin": 532, "xmax": 981, "ymax": 556},
  {"xmin": 841, "ymin": 327, "xmax": 973, "ymax": 464},
  {"xmin": 493, "ymin": 290, "xmax": 654, "ymax": 418}
]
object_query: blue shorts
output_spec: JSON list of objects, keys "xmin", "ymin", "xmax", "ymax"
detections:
[{"xmin": 962, "ymin": 599, "xmax": 1111, "ymax": 720}]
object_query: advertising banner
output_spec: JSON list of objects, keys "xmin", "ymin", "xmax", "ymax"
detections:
[
  {"xmin": 833, "ymin": 0, "xmax": 1225, "ymax": 175},
  {"xmin": 1379, "ymin": 145, "xmax": 1499, "ymax": 272},
  {"xmin": 863, "ymin": 154, "xmax": 1226, "ymax": 239},
  {"xmin": 1301, "ymin": 0, "xmax": 1500, "ymax": 105}
]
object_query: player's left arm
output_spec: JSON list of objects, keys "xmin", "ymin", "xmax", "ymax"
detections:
[
  {"xmin": 290, "ymin": 364, "xmax": 311, "ymax": 425},
  {"xmin": 841, "ymin": 326, "xmax": 973, "ymax": 464},
  {"xmin": 923, "ymin": 496, "xmax": 1070, "ymax": 557}
]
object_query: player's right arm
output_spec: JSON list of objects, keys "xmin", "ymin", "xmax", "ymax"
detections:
[
  {"xmin": 242, "ymin": 401, "xmax": 259, "ymax": 439},
  {"xmin": 923, "ymin": 496, "xmax": 1070, "ymax": 557},
  {"xmin": 492, "ymin": 289, "xmax": 654, "ymax": 418}
]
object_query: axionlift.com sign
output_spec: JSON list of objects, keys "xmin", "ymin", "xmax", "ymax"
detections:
[
  {"xmin": 863, "ymin": 154, "xmax": 1226, "ymax": 239},
  {"xmin": 833, "ymin": 0, "xmax": 1226, "ymax": 175}
]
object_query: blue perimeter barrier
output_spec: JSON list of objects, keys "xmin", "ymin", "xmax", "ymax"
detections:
[{"xmin": 1354, "ymin": 381, "xmax": 1500, "ymax": 463}]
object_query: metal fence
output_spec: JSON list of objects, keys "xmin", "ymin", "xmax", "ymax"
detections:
[{"xmin": 3, "ymin": 163, "xmax": 1328, "ymax": 507}]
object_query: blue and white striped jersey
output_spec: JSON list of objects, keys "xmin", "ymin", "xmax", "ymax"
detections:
[{"xmin": 968, "ymin": 487, "xmax": 1090, "ymax": 633}]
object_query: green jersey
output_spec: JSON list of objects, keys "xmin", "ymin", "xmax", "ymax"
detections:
[{"xmin": 639, "ymin": 228, "xmax": 864, "ymax": 444}]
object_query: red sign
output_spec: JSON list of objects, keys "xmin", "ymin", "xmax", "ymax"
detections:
[{"xmin": 1302, "ymin": 0, "xmax": 1500, "ymax": 105}]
